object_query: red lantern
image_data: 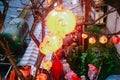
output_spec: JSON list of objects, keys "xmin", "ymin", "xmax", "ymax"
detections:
[
  {"xmin": 111, "ymin": 35, "xmax": 119, "ymax": 44},
  {"xmin": 36, "ymin": 73, "xmax": 47, "ymax": 80},
  {"xmin": 119, "ymin": 37, "xmax": 120, "ymax": 44},
  {"xmin": 99, "ymin": 35, "xmax": 108, "ymax": 44},
  {"xmin": 39, "ymin": 34, "xmax": 63, "ymax": 55},
  {"xmin": 46, "ymin": 6, "xmax": 76, "ymax": 38},
  {"xmin": 89, "ymin": 36, "xmax": 96, "ymax": 44},
  {"xmin": 82, "ymin": 33, "xmax": 88, "ymax": 39}
]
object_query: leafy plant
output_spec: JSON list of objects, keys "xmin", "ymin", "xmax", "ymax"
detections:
[
  {"xmin": 67, "ymin": 46, "xmax": 83, "ymax": 76},
  {"xmin": 79, "ymin": 52, "xmax": 88, "ymax": 75}
]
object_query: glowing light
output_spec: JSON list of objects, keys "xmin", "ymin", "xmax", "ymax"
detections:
[
  {"xmin": 99, "ymin": 35, "xmax": 108, "ymax": 44},
  {"xmin": 111, "ymin": 35, "xmax": 119, "ymax": 44},
  {"xmin": 89, "ymin": 36, "xmax": 96, "ymax": 44},
  {"xmin": 39, "ymin": 34, "xmax": 63, "ymax": 55},
  {"xmin": 42, "ymin": 60, "xmax": 52, "ymax": 70},
  {"xmin": 82, "ymin": 33, "xmax": 88, "ymax": 39},
  {"xmin": 46, "ymin": 6, "xmax": 76, "ymax": 38},
  {"xmin": 36, "ymin": 73, "xmax": 47, "ymax": 80}
]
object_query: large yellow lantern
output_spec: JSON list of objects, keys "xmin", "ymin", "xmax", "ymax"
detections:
[
  {"xmin": 46, "ymin": 6, "xmax": 76, "ymax": 38},
  {"xmin": 39, "ymin": 34, "xmax": 63, "ymax": 55}
]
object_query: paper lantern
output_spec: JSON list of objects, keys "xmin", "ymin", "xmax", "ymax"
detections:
[
  {"xmin": 119, "ymin": 37, "xmax": 120, "ymax": 43},
  {"xmin": 46, "ymin": 6, "xmax": 76, "ymax": 38},
  {"xmin": 82, "ymin": 33, "xmax": 88, "ymax": 39},
  {"xmin": 111, "ymin": 35, "xmax": 119, "ymax": 44},
  {"xmin": 89, "ymin": 36, "xmax": 96, "ymax": 44},
  {"xmin": 99, "ymin": 35, "xmax": 108, "ymax": 44},
  {"xmin": 42, "ymin": 60, "xmax": 52, "ymax": 71},
  {"xmin": 19, "ymin": 69, "xmax": 30, "ymax": 78},
  {"xmin": 39, "ymin": 34, "xmax": 63, "ymax": 55},
  {"xmin": 36, "ymin": 73, "xmax": 47, "ymax": 80}
]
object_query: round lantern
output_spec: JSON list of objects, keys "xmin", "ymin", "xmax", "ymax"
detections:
[
  {"xmin": 39, "ymin": 34, "xmax": 63, "ymax": 55},
  {"xmin": 36, "ymin": 73, "xmax": 47, "ymax": 80},
  {"xmin": 111, "ymin": 35, "xmax": 119, "ymax": 44},
  {"xmin": 89, "ymin": 36, "xmax": 96, "ymax": 44},
  {"xmin": 82, "ymin": 33, "xmax": 88, "ymax": 39},
  {"xmin": 46, "ymin": 6, "xmax": 76, "ymax": 38},
  {"xmin": 42, "ymin": 60, "xmax": 52, "ymax": 71},
  {"xmin": 99, "ymin": 35, "xmax": 108, "ymax": 44}
]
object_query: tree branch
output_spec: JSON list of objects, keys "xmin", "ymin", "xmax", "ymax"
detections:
[
  {"xmin": 0, "ymin": 35, "xmax": 25, "ymax": 80},
  {"xmin": 0, "ymin": 0, "xmax": 8, "ymax": 32},
  {"xmin": 92, "ymin": 7, "xmax": 116, "ymax": 24},
  {"xmin": 30, "ymin": 19, "xmax": 40, "ymax": 47}
]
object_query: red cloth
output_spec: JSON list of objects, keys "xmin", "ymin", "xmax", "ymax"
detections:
[
  {"xmin": 51, "ymin": 56, "xmax": 63, "ymax": 80},
  {"xmin": 72, "ymin": 73, "xmax": 81, "ymax": 80},
  {"xmin": 9, "ymin": 70, "xmax": 15, "ymax": 80}
]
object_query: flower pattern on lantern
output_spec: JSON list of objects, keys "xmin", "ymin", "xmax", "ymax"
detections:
[
  {"xmin": 39, "ymin": 34, "xmax": 63, "ymax": 55},
  {"xmin": 99, "ymin": 35, "xmax": 108, "ymax": 44},
  {"xmin": 42, "ymin": 60, "xmax": 52, "ymax": 71},
  {"xmin": 89, "ymin": 36, "xmax": 96, "ymax": 44},
  {"xmin": 46, "ymin": 6, "xmax": 76, "ymax": 38}
]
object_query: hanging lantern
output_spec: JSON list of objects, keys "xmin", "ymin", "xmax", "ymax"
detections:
[
  {"xmin": 82, "ymin": 33, "xmax": 88, "ymax": 39},
  {"xmin": 111, "ymin": 35, "xmax": 119, "ymax": 44},
  {"xmin": 99, "ymin": 35, "xmax": 108, "ymax": 44},
  {"xmin": 39, "ymin": 34, "xmax": 63, "ymax": 55},
  {"xmin": 89, "ymin": 36, "xmax": 96, "ymax": 44},
  {"xmin": 42, "ymin": 60, "xmax": 52, "ymax": 71},
  {"xmin": 46, "ymin": 6, "xmax": 76, "ymax": 38},
  {"xmin": 119, "ymin": 37, "xmax": 120, "ymax": 44},
  {"xmin": 36, "ymin": 73, "xmax": 47, "ymax": 80}
]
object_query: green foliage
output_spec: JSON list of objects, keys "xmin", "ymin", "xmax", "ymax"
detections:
[
  {"xmin": 67, "ymin": 25, "xmax": 120, "ymax": 80},
  {"xmin": 85, "ymin": 26, "xmax": 102, "ymax": 34},
  {"xmin": 67, "ymin": 46, "xmax": 83, "ymax": 76},
  {"xmin": 0, "ymin": 33, "xmax": 26, "ymax": 62},
  {"xmin": 80, "ymin": 52, "xmax": 88, "ymax": 75},
  {"xmin": 97, "ymin": 45, "xmax": 120, "ymax": 80}
]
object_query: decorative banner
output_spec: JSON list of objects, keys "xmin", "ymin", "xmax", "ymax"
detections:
[
  {"xmin": 39, "ymin": 34, "xmax": 63, "ymax": 55},
  {"xmin": 46, "ymin": 6, "xmax": 76, "ymax": 38}
]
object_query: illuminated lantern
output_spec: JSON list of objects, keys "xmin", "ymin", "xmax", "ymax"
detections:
[
  {"xmin": 36, "ymin": 73, "xmax": 47, "ymax": 80},
  {"xmin": 39, "ymin": 34, "xmax": 63, "ymax": 55},
  {"xmin": 46, "ymin": 6, "xmax": 76, "ymax": 38},
  {"xmin": 82, "ymin": 33, "xmax": 88, "ymax": 39},
  {"xmin": 111, "ymin": 35, "xmax": 119, "ymax": 44},
  {"xmin": 19, "ymin": 69, "xmax": 30, "ymax": 78},
  {"xmin": 99, "ymin": 35, "xmax": 108, "ymax": 44},
  {"xmin": 42, "ymin": 60, "xmax": 52, "ymax": 71},
  {"xmin": 89, "ymin": 36, "xmax": 96, "ymax": 44},
  {"xmin": 119, "ymin": 37, "xmax": 120, "ymax": 44}
]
